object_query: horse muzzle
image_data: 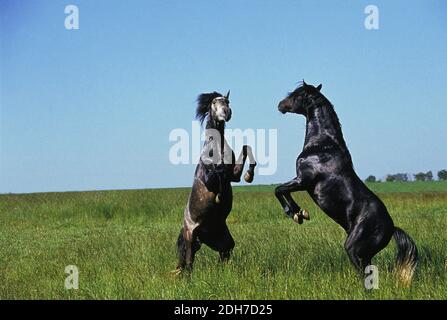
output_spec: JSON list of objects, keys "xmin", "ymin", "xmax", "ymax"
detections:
[
  {"xmin": 278, "ymin": 101, "xmax": 289, "ymax": 114},
  {"xmin": 223, "ymin": 108, "xmax": 232, "ymax": 122},
  {"xmin": 216, "ymin": 108, "xmax": 232, "ymax": 122}
]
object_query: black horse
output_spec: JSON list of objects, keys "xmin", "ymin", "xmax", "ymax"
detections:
[
  {"xmin": 275, "ymin": 81, "xmax": 418, "ymax": 283},
  {"xmin": 174, "ymin": 91, "xmax": 256, "ymax": 274}
]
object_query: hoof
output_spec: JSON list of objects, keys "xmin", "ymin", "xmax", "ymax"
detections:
[
  {"xmin": 215, "ymin": 193, "xmax": 221, "ymax": 203},
  {"xmin": 293, "ymin": 213, "xmax": 303, "ymax": 224},
  {"xmin": 292, "ymin": 210, "xmax": 310, "ymax": 225},
  {"xmin": 221, "ymin": 259, "xmax": 232, "ymax": 265},
  {"xmin": 300, "ymin": 209, "xmax": 310, "ymax": 220},
  {"xmin": 170, "ymin": 268, "xmax": 182, "ymax": 277},
  {"xmin": 244, "ymin": 172, "xmax": 254, "ymax": 183}
]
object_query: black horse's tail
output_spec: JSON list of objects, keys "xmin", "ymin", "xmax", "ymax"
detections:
[{"xmin": 393, "ymin": 226, "xmax": 418, "ymax": 285}]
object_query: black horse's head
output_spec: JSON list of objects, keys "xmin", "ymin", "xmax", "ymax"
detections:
[
  {"xmin": 196, "ymin": 91, "xmax": 232, "ymax": 125},
  {"xmin": 278, "ymin": 81, "xmax": 322, "ymax": 116}
]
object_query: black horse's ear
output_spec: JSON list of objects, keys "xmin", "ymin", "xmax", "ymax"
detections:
[
  {"xmin": 303, "ymin": 80, "xmax": 308, "ymax": 87},
  {"xmin": 316, "ymin": 84, "xmax": 322, "ymax": 91},
  {"xmin": 225, "ymin": 90, "xmax": 230, "ymax": 99}
]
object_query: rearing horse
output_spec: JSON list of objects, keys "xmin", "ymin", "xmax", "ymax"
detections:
[
  {"xmin": 275, "ymin": 81, "xmax": 418, "ymax": 283},
  {"xmin": 174, "ymin": 91, "xmax": 256, "ymax": 273}
]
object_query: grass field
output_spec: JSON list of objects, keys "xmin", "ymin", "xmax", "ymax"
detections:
[{"xmin": 1, "ymin": 181, "xmax": 446, "ymax": 299}]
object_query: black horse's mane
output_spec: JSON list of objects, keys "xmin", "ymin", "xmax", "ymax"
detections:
[
  {"xmin": 290, "ymin": 82, "xmax": 347, "ymax": 153},
  {"xmin": 290, "ymin": 83, "xmax": 340, "ymax": 130},
  {"xmin": 196, "ymin": 91, "xmax": 223, "ymax": 124},
  {"xmin": 289, "ymin": 82, "xmax": 330, "ymax": 104}
]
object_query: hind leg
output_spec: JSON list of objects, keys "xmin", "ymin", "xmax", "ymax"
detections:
[
  {"xmin": 344, "ymin": 221, "xmax": 391, "ymax": 273},
  {"xmin": 176, "ymin": 227, "xmax": 201, "ymax": 272},
  {"xmin": 345, "ymin": 243, "xmax": 371, "ymax": 272},
  {"xmin": 176, "ymin": 228, "xmax": 188, "ymax": 271},
  {"xmin": 217, "ymin": 225, "xmax": 235, "ymax": 263},
  {"xmin": 198, "ymin": 224, "xmax": 235, "ymax": 263},
  {"xmin": 344, "ymin": 227, "xmax": 373, "ymax": 273}
]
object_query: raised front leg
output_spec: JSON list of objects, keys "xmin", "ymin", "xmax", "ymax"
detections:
[
  {"xmin": 232, "ymin": 145, "xmax": 257, "ymax": 183},
  {"xmin": 274, "ymin": 177, "xmax": 310, "ymax": 224}
]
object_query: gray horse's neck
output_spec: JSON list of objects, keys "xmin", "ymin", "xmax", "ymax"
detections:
[
  {"xmin": 202, "ymin": 117, "xmax": 226, "ymax": 164},
  {"xmin": 206, "ymin": 118, "xmax": 225, "ymax": 133}
]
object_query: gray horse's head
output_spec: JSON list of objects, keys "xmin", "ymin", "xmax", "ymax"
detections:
[{"xmin": 196, "ymin": 90, "xmax": 231, "ymax": 124}]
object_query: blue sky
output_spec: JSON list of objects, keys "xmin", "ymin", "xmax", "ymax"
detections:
[{"xmin": 1, "ymin": 0, "xmax": 446, "ymax": 193}]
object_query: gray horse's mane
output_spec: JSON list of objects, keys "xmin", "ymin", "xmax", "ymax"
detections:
[{"xmin": 195, "ymin": 91, "xmax": 224, "ymax": 124}]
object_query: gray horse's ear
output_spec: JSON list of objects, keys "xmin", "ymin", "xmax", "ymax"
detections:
[
  {"xmin": 225, "ymin": 90, "xmax": 230, "ymax": 99},
  {"xmin": 316, "ymin": 84, "xmax": 322, "ymax": 91}
]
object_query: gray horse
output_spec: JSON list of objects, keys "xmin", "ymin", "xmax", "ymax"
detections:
[{"xmin": 174, "ymin": 91, "xmax": 256, "ymax": 273}]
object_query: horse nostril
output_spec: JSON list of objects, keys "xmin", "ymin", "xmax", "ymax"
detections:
[{"xmin": 278, "ymin": 102, "xmax": 287, "ymax": 114}]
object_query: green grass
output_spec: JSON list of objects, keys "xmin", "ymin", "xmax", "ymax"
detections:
[{"xmin": 1, "ymin": 182, "xmax": 446, "ymax": 299}]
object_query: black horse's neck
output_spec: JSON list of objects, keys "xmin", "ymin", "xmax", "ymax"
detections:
[{"xmin": 304, "ymin": 95, "xmax": 349, "ymax": 154}]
